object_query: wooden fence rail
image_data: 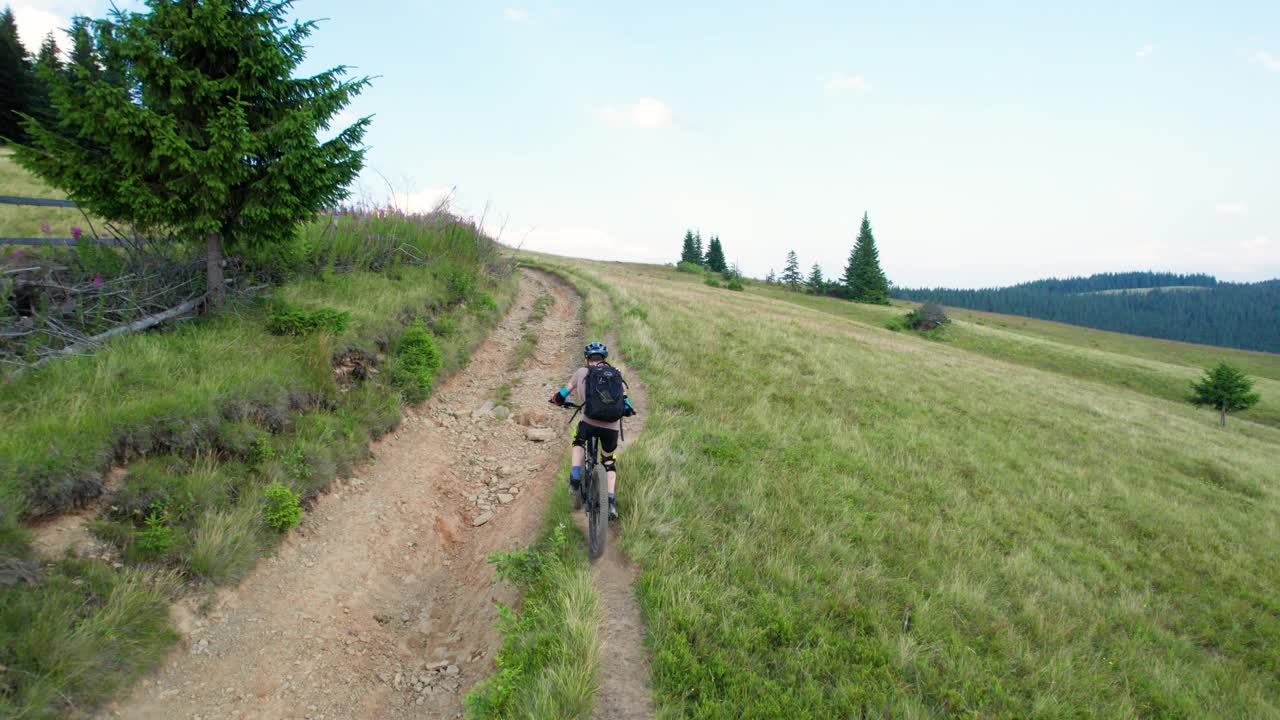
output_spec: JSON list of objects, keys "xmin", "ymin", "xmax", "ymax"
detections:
[
  {"xmin": 1, "ymin": 194, "xmax": 118, "ymax": 246},
  {"xmin": 0, "ymin": 195, "xmax": 78, "ymax": 208}
]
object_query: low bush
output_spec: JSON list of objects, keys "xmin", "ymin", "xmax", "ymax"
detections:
[
  {"xmin": 887, "ymin": 301, "xmax": 950, "ymax": 338},
  {"xmin": 726, "ymin": 278, "xmax": 745, "ymax": 291},
  {"xmin": 265, "ymin": 305, "xmax": 350, "ymax": 336},
  {"xmin": 262, "ymin": 481, "xmax": 303, "ymax": 533},
  {"xmin": 676, "ymin": 261, "xmax": 704, "ymax": 274},
  {"xmin": 704, "ymin": 276, "xmax": 722, "ymax": 288},
  {"xmin": 389, "ymin": 323, "xmax": 443, "ymax": 404},
  {"xmin": 134, "ymin": 509, "xmax": 177, "ymax": 558}
]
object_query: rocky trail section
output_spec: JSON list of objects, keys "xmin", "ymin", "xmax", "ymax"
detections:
[{"xmin": 102, "ymin": 269, "xmax": 584, "ymax": 720}]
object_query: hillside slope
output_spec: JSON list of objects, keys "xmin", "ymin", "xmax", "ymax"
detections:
[
  {"xmin": 536, "ymin": 256, "xmax": 1279, "ymax": 718},
  {"xmin": 894, "ymin": 272, "xmax": 1280, "ymax": 353}
]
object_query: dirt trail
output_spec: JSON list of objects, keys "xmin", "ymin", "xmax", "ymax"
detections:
[
  {"xmin": 101, "ymin": 269, "xmax": 589, "ymax": 719},
  {"xmin": 583, "ymin": 339, "xmax": 655, "ymax": 720}
]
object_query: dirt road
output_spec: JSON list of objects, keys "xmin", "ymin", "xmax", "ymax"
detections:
[{"xmin": 100, "ymin": 267, "xmax": 656, "ymax": 720}]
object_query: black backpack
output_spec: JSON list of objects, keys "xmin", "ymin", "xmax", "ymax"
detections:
[{"xmin": 583, "ymin": 363, "xmax": 627, "ymax": 422}]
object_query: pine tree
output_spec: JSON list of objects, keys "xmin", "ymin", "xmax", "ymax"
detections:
[
  {"xmin": 16, "ymin": 0, "xmax": 370, "ymax": 307},
  {"xmin": 0, "ymin": 6, "xmax": 34, "ymax": 143},
  {"xmin": 679, "ymin": 229, "xmax": 699, "ymax": 265},
  {"xmin": 766, "ymin": 268, "xmax": 776, "ymax": 284},
  {"xmin": 704, "ymin": 236, "xmax": 727, "ymax": 273},
  {"xmin": 782, "ymin": 250, "xmax": 802, "ymax": 290},
  {"xmin": 1188, "ymin": 363, "xmax": 1261, "ymax": 427},
  {"xmin": 693, "ymin": 231, "xmax": 705, "ymax": 266},
  {"xmin": 807, "ymin": 263, "xmax": 824, "ymax": 294},
  {"xmin": 67, "ymin": 16, "xmax": 97, "ymax": 80},
  {"xmin": 28, "ymin": 33, "xmax": 62, "ymax": 127},
  {"xmin": 844, "ymin": 212, "xmax": 890, "ymax": 304}
]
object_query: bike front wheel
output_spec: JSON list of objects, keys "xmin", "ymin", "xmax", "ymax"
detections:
[{"xmin": 587, "ymin": 464, "xmax": 608, "ymax": 559}]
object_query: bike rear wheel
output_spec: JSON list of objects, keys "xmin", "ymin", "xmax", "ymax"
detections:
[{"xmin": 587, "ymin": 464, "xmax": 608, "ymax": 559}]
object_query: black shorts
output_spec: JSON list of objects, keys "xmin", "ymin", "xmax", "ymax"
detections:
[{"xmin": 573, "ymin": 422, "xmax": 618, "ymax": 454}]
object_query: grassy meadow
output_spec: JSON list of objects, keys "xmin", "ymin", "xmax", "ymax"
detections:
[
  {"xmin": 527, "ymin": 256, "xmax": 1280, "ymax": 718},
  {"xmin": 0, "ymin": 149, "xmax": 99, "ymax": 238}
]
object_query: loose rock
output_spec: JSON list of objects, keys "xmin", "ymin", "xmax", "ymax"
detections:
[{"xmin": 525, "ymin": 428, "xmax": 555, "ymax": 442}]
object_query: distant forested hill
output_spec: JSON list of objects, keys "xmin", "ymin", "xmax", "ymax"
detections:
[{"xmin": 893, "ymin": 272, "xmax": 1280, "ymax": 353}]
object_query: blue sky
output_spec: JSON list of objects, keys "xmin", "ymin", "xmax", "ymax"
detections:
[{"xmin": 14, "ymin": 1, "xmax": 1280, "ymax": 286}]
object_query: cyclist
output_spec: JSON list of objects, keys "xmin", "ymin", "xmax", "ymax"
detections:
[{"xmin": 549, "ymin": 342, "xmax": 636, "ymax": 519}]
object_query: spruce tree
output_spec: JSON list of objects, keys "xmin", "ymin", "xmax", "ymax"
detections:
[
  {"xmin": 807, "ymin": 263, "xmax": 824, "ymax": 294},
  {"xmin": 766, "ymin": 268, "xmax": 776, "ymax": 284},
  {"xmin": 15, "ymin": 0, "xmax": 370, "ymax": 307},
  {"xmin": 844, "ymin": 212, "xmax": 890, "ymax": 304},
  {"xmin": 1188, "ymin": 363, "xmax": 1261, "ymax": 427},
  {"xmin": 28, "ymin": 33, "xmax": 62, "ymax": 127},
  {"xmin": 704, "ymin": 236, "xmax": 727, "ymax": 273},
  {"xmin": 782, "ymin": 250, "xmax": 802, "ymax": 290},
  {"xmin": 67, "ymin": 16, "xmax": 97, "ymax": 80},
  {"xmin": 0, "ymin": 6, "xmax": 33, "ymax": 143},
  {"xmin": 680, "ymin": 229, "xmax": 699, "ymax": 265},
  {"xmin": 693, "ymin": 231, "xmax": 705, "ymax": 266}
]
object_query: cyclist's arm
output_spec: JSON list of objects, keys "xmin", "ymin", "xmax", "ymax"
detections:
[{"xmin": 550, "ymin": 368, "xmax": 586, "ymax": 405}]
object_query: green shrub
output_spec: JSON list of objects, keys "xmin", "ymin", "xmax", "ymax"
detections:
[
  {"xmin": 390, "ymin": 324, "xmax": 443, "ymax": 404},
  {"xmin": 266, "ymin": 305, "xmax": 350, "ymax": 336},
  {"xmin": 887, "ymin": 301, "xmax": 950, "ymax": 338},
  {"xmin": 726, "ymin": 278, "xmax": 745, "ymax": 291},
  {"xmin": 443, "ymin": 266, "xmax": 477, "ymax": 302},
  {"xmin": 262, "ymin": 481, "xmax": 303, "ymax": 533},
  {"xmin": 676, "ymin": 261, "xmax": 704, "ymax": 274},
  {"xmin": 704, "ymin": 276, "xmax": 722, "ymax": 288}
]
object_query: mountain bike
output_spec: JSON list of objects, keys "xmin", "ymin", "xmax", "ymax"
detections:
[{"xmin": 559, "ymin": 402, "xmax": 609, "ymax": 559}]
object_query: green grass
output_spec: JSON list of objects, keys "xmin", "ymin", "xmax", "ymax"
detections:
[
  {"xmin": 0, "ymin": 560, "xmax": 179, "ymax": 719},
  {"xmin": 527, "ymin": 255, "xmax": 1280, "ymax": 718}
]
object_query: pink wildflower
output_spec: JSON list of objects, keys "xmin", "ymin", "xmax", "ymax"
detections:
[
  {"xmin": 40, "ymin": 222, "xmax": 51, "ymax": 234},
  {"xmin": 93, "ymin": 274, "xmax": 104, "ymax": 288},
  {"xmin": 71, "ymin": 226, "xmax": 83, "ymax": 240}
]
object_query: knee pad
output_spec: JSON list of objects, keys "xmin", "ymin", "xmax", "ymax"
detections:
[
  {"xmin": 601, "ymin": 455, "xmax": 617, "ymax": 473},
  {"xmin": 572, "ymin": 435, "xmax": 586, "ymax": 448}
]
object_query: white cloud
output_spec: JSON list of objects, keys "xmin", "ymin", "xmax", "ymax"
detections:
[
  {"xmin": 1214, "ymin": 202, "xmax": 1249, "ymax": 216},
  {"xmin": 504, "ymin": 8, "xmax": 530, "ymax": 22},
  {"xmin": 1241, "ymin": 235, "xmax": 1272, "ymax": 260},
  {"xmin": 1255, "ymin": 50, "xmax": 1280, "ymax": 72},
  {"xmin": 599, "ymin": 98, "xmax": 673, "ymax": 129},
  {"xmin": 1135, "ymin": 44, "xmax": 1154, "ymax": 59},
  {"xmin": 13, "ymin": 5, "xmax": 68, "ymax": 54},
  {"xmin": 824, "ymin": 73, "xmax": 868, "ymax": 91}
]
